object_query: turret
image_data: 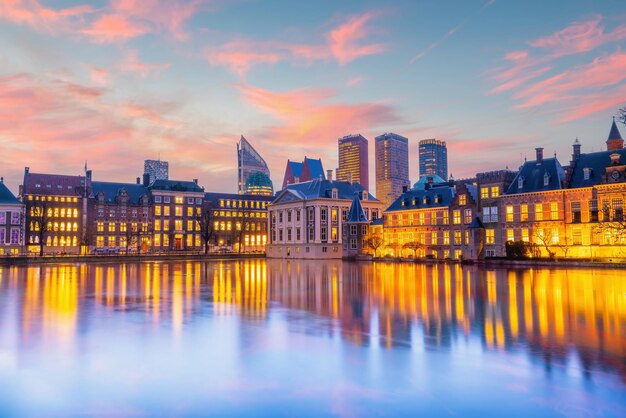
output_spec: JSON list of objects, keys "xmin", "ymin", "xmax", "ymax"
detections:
[{"xmin": 606, "ymin": 117, "xmax": 624, "ymax": 151}]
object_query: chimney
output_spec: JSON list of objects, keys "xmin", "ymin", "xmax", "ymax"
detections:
[
  {"xmin": 572, "ymin": 138, "xmax": 581, "ymax": 161},
  {"xmin": 143, "ymin": 173, "xmax": 150, "ymax": 186},
  {"xmin": 535, "ymin": 148, "xmax": 544, "ymax": 164},
  {"xmin": 347, "ymin": 172, "xmax": 353, "ymax": 184},
  {"xmin": 25, "ymin": 167, "xmax": 29, "ymax": 174},
  {"xmin": 136, "ymin": 177, "xmax": 141, "ymax": 185},
  {"xmin": 326, "ymin": 169, "xmax": 332, "ymax": 181},
  {"xmin": 0, "ymin": 177, "xmax": 3, "ymax": 183},
  {"xmin": 193, "ymin": 179, "xmax": 198, "ymax": 185}
]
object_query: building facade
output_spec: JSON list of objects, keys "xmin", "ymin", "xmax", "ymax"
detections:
[
  {"xmin": 143, "ymin": 159, "xmax": 169, "ymax": 185},
  {"xmin": 476, "ymin": 170, "xmax": 517, "ymax": 257},
  {"xmin": 419, "ymin": 138, "xmax": 448, "ymax": 180},
  {"xmin": 337, "ymin": 134, "xmax": 369, "ymax": 190},
  {"xmin": 375, "ymin": 132, "xmax": 410, "ymax": 210},
  {"xmin": 267, "ymin": 179, "xmax": 383, "ymax": 259},
  {"xmin": 0, "ymin": 178, "xmax": 24, "ymax": 255},
  {"xmin": 204, "ymin": 192, "xmax": 274, "ymax": 252},
  {"xmin": 237, "ymin": 135, "xmax": 271, "ymax": 194}
]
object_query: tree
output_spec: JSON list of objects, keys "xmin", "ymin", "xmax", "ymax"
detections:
[
  {"xmin": 505, "ymin": 240, "xmax": 531, "ymax": 259},
  {"xmin": 29, "ymin": 200, "xmax": 50, "ymax": 257},
  {"xmin": 618, "ymin": 106, "xmax": 626, "ymax": 125},
  {"xmin": 364, "ymin": 235, "xmax": 385, "ymax": 257},
  {"xmin": 402, "ymin": 241, "xmax": 422, "ymax": 258},
  {"xmin": 534, "ymin": 229, "xmax": 557, "ymax": 259},
  {"xmin": 593, "ymin": 200, "xmax": 626, "ymax": 246},
  {"xmin": 196, "ymin": 204, "xmax": 215, "ymax": 255}
]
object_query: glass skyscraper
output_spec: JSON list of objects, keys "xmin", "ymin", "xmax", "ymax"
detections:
[
  {"xmin": 237, "ymin": 136, "xmax": 272, "ymax": 195},
  {"xmin": 337, "ymin": 134, "xmax": 369, "ymax": 190},
  {"xmin": 418, "ymin": 139, "xmax": 448, "ymax": 180},
  {"xmin": 375, "ymin": 133, "xmax": 410, "ymax": 209},
  {"xmin": 144, "ymin": 159, "xmax": 169, "ymax": 185}
]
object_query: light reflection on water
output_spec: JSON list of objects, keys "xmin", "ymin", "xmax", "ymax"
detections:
[{"xmin": 0, "ymin": 260, "xmax": 624, "ymax": 417}]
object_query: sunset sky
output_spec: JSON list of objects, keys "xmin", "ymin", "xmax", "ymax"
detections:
[{"xmin": 1, "ymin": 0, "xmax": 625, "ymax": 195}]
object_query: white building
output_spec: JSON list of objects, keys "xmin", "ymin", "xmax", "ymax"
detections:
[{"xmin": 266, "ymin": 178, "xmax": 383, "ymax": 259}]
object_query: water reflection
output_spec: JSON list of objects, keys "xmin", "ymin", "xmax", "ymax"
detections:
[{"xmin": 0, "ymin": 260, "xmax": 624, "ymax": 416}]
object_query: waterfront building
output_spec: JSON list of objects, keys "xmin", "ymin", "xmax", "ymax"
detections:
[
  {"xmin": 204, "ymin": 192, "xmax": 273, "ymax": 252},
  {"xmin": 90, "ymin": 180, "xmax": 152, "ymax": 254},
  {"xmin": 379, "ymin": 180, "xmax": 478, "ymax": 259},
  {"xmin": 143, "ymin": 159, "xmax": 169, "ymax": 185},
  {"xmin": 476, "ymin": 169, "xmax": 517, "ymax": 257},
  {"xmin": 342, "ymin": 193, "xmax": 371, "ymax": 258},
  {"xmin": 375, "ymin": 133, "xmax": 410, "ymax": 210},
  {"xmin": 337, "ymin": 134, "xmax": 369, "ymax": 190},
  {"xmin": 419, "ymin": 139, "xmax": 448, "ymax": 180},
  {"xmin": 149, "ymin": 179, "xmax": 205, "ymax": 251},
  {"xmin": 237, "ymin": 136, "xmax": 271, "ymax": 195},
  {"xmin": 282, "ymin": 157, "xmax": 325, "ymax": 189},
  {"xmin": 20, "ymin": 167, "xmax": 90, "ymax": 255},
  {"xmin": 266, "ymin": 179, "xmax": 382, "ymax": 259},
  {"xmin": 0, "ymin": 177, "xmax": 24, "ymax": 255}
]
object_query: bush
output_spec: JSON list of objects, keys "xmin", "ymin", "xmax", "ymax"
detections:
[{"xmin": 505, "ymin": 240, "xmax": 532, "ymax": 259}]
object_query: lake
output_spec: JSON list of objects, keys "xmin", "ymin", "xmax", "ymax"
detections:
[{"xmin": 0, "ymin": 259, "xmax": 624, "ymax": 417}]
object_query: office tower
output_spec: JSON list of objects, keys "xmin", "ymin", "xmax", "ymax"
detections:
[
  {"xmin": 337, "ymin": 134, "xmax": 369, "ymax": 190},
  {"xmin": 237, "ymin": 136, "xmax": 272, "ymax": 195},
  {"xmin": 419, "ymin": 139, "xmax": 448, "ymax": 180},
  {"xmin": 143, "ymin": 159, "xmax": 169, "ymax": 185},
  {"xmin": 375, "ymin": 133, "xmax": 410, "ymax": 209}
]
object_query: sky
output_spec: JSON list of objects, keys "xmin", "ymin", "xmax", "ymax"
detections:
[{"xmin": 1, "ymin": 0, "xmax": 626, "ymax": 196}]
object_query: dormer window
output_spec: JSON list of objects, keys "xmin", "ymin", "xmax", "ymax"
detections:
[
  {"xmin": 363, "ymin": 191, "xmax": 368, "ymax": 200},
  {"xmin": 543, "ymin": 172, "xmax": 550, "ymax": 186},
  {"xmin": 518, "ymin": 176, "xmax": 524, "ymax": 189},
  {"xmin": 331, "ymin": 188, "xmax": 338, "ymax": 199},
  {"xmin": 583, "ymin": 168, "xmax": 591, "ymax": 180}
]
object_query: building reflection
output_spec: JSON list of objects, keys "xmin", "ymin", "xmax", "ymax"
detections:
[{"xmin": 0, "ymin": 260, "xmax": 624, "ymax": 382}]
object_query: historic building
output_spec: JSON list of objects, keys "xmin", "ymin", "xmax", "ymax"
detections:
[
  {"xmin": 375, "ymin": 132, "xmax": 410, "ymax": 210},
  {"xmin": 266, "ymin": 179, "xmax": 383, "ymax": 259},
  {"xmin": 379, "ymin": 179, "xmax": 478, "ymax": 259},
  {"xmin": 90, "ymin": 180, "xmax": 152, "ymax": 254},
  {"xmin": 20, "ymin": 167, "xmax": 90, "ymax": 255},
  {"xmin": 150, "ymin": 179, "xmax": 205, "ymax": 251},
  {"xmin": 342, "ymin": 194, "xmax": 371, "ymax": 258},
  {"xmin": 204, "ymin": 192, "xmax": 273, "ymax": 252},
  {"xmin": 337, "ymin": 134, "xmax": 369, "ymax": 190},
  {"xmin": 282, "ymin": 157, "xmax": 326, "ymax": 188},
  {"xmin": 476, "ymin": 169, "xmax": 517, "ymax": 257},
  {"xmin": 0, "ymin": 177, "xmax": 24, "ymax": 255},
  {"xmin": 237, "ymin": 136, "xmax": 272, "ymax": 195}
]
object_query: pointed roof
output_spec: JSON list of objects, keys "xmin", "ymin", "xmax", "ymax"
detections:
[
  {"xmin": 469, "ymin": 216, "xmax": 485, "ymax": 229},
  {"xmin": 608, "ymin": 117, "xmax": 623, "ymax": 141},
  {"xmin": 0, "ymin": 180, "xmax": 20, "ymax": 205},
  {"xmin": 347, "ymin": 194, "xmax": 368, "ymax": 223}
]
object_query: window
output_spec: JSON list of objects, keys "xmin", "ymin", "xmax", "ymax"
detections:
[
  {"xmin": 543, "ymin": 173, "xmax": 550, "ymax": 186},
  {"xmin": 278, "ymin": 229, "xmax": 283, "ymax": 241},
  {"xmin": 463, "ymin": 209, "xmax": 472, "ymax": 224},
  {"xmin": 518, "ymin": 176, "xmax": 524, "ymax": 189},
  {"xmin": 120, "ymin": 222, "xmax": 127, "ymax": 232},
  {"xmin": 506, "ymin": 229, "xmax": 514, "ymax": 242},
  {"xmin": 96, "ymin": 236, "xmax": 104, "ymax": 247},
  {"xmin": 486, "ymin": 229, "xmax": 495, "ymax": 245},
  {"xmin": 551, "ymin": 228, "xmax": 559, "ymax": 245},
  {"xmin": 108, "ymin": 222, "xmax": 115, "ymax": 232},
  {"xmin": 583, "ymin": 168, "xmax": 591, "ymax": 181},
  {"xmin": 296, "ymin": 228, "xmax": 301, "ymax": 241},
  {"xmin": 187, "ymin": 198, "xmax": 194, "ymax": 204},
  {"xmin": 155, "ymin": 196, "xmax": 162, "ymax": 203},
  {"xmin": 321, "ymin": 208, "xmax": 327, "ymax": 222},
  {"xmin": 97, "ymin": 222, "xmax": 104, "ymax": 232},
  {"xmin": 571, "ymin": 202, "xmax": 581, "ymax": 223},
  {"xmin": 175, "ymin": 206, "xmax": 183, "ymax": 217},
  {"xmin": 431, "ymin": 231, "xmax": 437, "ymax": 245},
  {"xmin": 187, "ymin": 220, "xmax": 194, "ymax": 231},
  {"xmin": 10, "ymin": 228, "xmax": 19, "ymax": 244},
  {"xmin": 454, "ymin": 231, "xmax": 462, "ymax": 245},
  {"xmin": 459, "ymin": 194, "xmax": 466, "ymax": 205},
  {"xmin": 550, "ymin": 202, "xmax": 558, "ymax": 220},
  {"xmin": 613, "ymin": 198, "xmax": 623, "ymax": 221},
  {"xmin": 521, "ymin": 228, "xmax": 529, "ymax": 242},
  {"xmin": 331, "ymin": 209, "xmax": 338, "ymax": 222},
  {"xmin": 108, "ymin": 236, "xmax": 116, "ymax": 247},
  {"xmin": 321, "ymin": 227, "xmax": 327, "ymax": 241},
  {"xmin": 520, "ymin": 204, "xmax": 528, "ymax": 222},
  {"xmin": 506, "ymin": 205, "xmax": 514, "ymax": 222},
  {"xmin": 535, "ymin": 203, "xmax": 543, "ymax": 221},
  {"xmin": 482, "ymin": 206, "xmax": 498, "ymax": 223},
  {"xmin": 350, "ymin": 225, "xmax": 357, "ymax": 235},
  {"xmin": 443, "ymin": 211, "xmax": 449, "ymax": 225},
  {"xmin": 453, "ymin": 210, "xmax": 461, "ymax": 225},
  {"xmin": 287, "ymin": 211, "xmax": 292, "ymax": 222},
  {"xmin": 350, "ymin": 238, "xmax": 357, "ymax": 249},
  {"xmin": 296, "ymin": 210, "xmax": 301, "ymax": 222},
  {"xmin": 164, "ymin": 206, "xmax": 170, "ymax": 216},
  {"xmin": 481, "ymin": 187, "xmax": 489, "ymax": 199},
  {"xmin": 490, "ymin": 186, "xmax": 499, "ymax": 197},
  {"xmin": 278, "ymin": 212, "xmax": 283, "ymax": 223},
  {"xmin": 163, "ymin": 220, "xmax": 170, "ymax": 231},
  {"xmin": 287, "ymin": 228, "xmax": 292, "ymax": 241},
  {"xmin": 572, "ymin": 227, "xmax": 582, "ymax": 245},
  {"xmin": 331, "ymin": 227, "xmax": 338, "ymax": 241},
  {"xmin": 175, "ymin": 196, "xmax": 183, "ymax": 204},
  {"xmin": 187, "ymin": 207, "xmax": 193, "ymax": 217},
  {"xmin": 163, "ymin": 196, "xmax": 171, "ymax": 204}
]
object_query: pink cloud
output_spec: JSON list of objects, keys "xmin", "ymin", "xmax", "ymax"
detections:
[
  {"xmin": 120, "ymin": 50, "xmax": 171, "ymax": 78},
  {"xmin": 0, "ymin": 0, "xmax": 93, "ymax": 31},
  {"xmin": 89, "ymin": 67, "xmax": 111, "ymax": 85},
  {"xmin": 328, "ymin": 11, "xmax": 385, "ymax": 65},
  {"xmin": 346, "ymin": 76, "xmax": 366, "ymax": 87},
  {"xmin": 504, "ymin": 50, "xmax": 528, "ymax": 61},
  {"xmin": 206, "ymin": 41, "xmax": 285, "ymax": 77},
  {"xmin": 80, "ymin": 13, "xmax": 150, "ymax": 43}
]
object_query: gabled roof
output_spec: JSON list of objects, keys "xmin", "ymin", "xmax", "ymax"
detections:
[
  {"xmin": 568, "ymin": 148, "xmax": 626, "ymax": 188},
  {"xmin": 608, "ymin": 118, "xmax": 623, "ymax": 141},
  {"xmin": 287, "ymin": 161, "xmax": 303, "ymax": 178},
  {"xmin": 92, "ymin": 181, "xmax": 149, "ymax": 204},
  {"xmin": 303, "ymin": 157, "xmax": 325, "ymax": 180},
  {"xmin": 505, "ymin": 158, "xmax": 565, "ymax": 195},
  {"xmin": 347, "ymin": 194, "xmax": 368, "ymax": 223},
  {"xmin": 149, "ymin": 179, "xmax": 203, "ymax": 193},
  {"xmin": 273, "ymin": 179, "xmax": 377, "ymax": 204},
  {"xmin": 0, "ymin": 181, "xmax": 20, "ymax": 205},
  {"xmin": 386, "ymin": 184, "xmax": 455, "ymax": 212}
]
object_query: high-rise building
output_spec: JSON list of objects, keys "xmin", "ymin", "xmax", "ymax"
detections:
[
  {"xmin": 337, "ymin": 134, "xmax": 369, "ymax": 190},
  {"xmin": 144, "ymin": 160, "xmax": 169, "ymax": 185},
  {"xmin": 419, "ymin": 139, "xmax": 448, "ymax": 180},
  {"xmin": 375, "ymin": 133, "xmax": 410, "ymax": 209},
  {"xmin": 237, "ymin": 136, "xmax": 272, "ymax": 195}
]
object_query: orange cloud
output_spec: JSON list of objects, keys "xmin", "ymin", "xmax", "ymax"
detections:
[
  {"xmin": 328, "ymin": 12, "xmax": 385, "ymax": 65},
  {"xmin": 120, "ymin": 50, "xmax": 171, "ymax": 77},
  {"xmin": 206, "ymin": 41, "xmax": 285, "ymax": 77},
  {"xmin": 0, "ymin": 0, "xmax": 93, "ymax": 31}
]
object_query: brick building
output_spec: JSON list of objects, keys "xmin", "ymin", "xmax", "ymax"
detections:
[{"xmin": 0, "ymin": 178, "xmax": 24, "ymax": 255}]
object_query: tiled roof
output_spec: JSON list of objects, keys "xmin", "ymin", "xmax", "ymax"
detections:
[
  {"xmin": 505, "ymin": 158, "xmax": 565, "ymax": 195},
  {"xmin": 92, "ymin": 181, "xmax": 149, "ymax": 204},
  {"xmin": 150, "ymin": 179, "xmax": 203, "ymax": 193},
  {"xmin": 304, "ymin": 157, "xmax": 325, "ymax": 180},
  {"xmin": 568, "ymin": 148, "xmax": 626, "ymax": 188},
  {"xmin": 386, "ymin": 185, "xmax": 455, "ymax": 212},
  {"xmin": 22, "ymin": 172, "xmax": 86, "ymax": 196},
  {"xmin": 608, "ymin": 118, "xmax": 623, "ymax": 141},
  {"xmin": 287, "ymin": 161, "xmax": 303, "ymax": 178},
  {"xmin": 347, "ymin": 194, "xmax": 368, "ymax": 222},
  {"xmin": 412, "ymin": 174, "xmax": 446, "ymax": 190},
  {"xmin": 275, "ymin": 179, "xmax": 377, "ymax": 202},
  {"xmin": 0, "ymin": 181, "xmax": 20, "ymax": 205}
]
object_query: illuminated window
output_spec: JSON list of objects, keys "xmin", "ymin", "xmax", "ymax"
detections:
[
  {"xmin": 155, "ymin": 206, "xmax": 162, "ymax": 216},
  {"xmin": 163, "ymin": 220, "xmax": 170, "ymax": 231},
  {"xmin": 331, "ymin": 209, "xmax": 337, "ymax": 222},
  {"xmin": 443, "ymin": 211, "xmax": 449, "ymax": 225},
  {"xmin": 490, "ymin": 186, "xmax": 499, "ymax": 197},
  {"xmin": 187, "ymin": 207, "xmax": 193, "ymax": 217},
  {"xmin": 97, "ymin": 222, "xmax": 104, "ymax": 232},
  {"xmin": 551, "ymin": 228, "xmax": 559, "ymax": 244},
  {"xmin": 187, "ymin": 220, "xmax": 194, "ymax": 231},
  {"xmin": 486, "ymin": 229, "xmax": 495, "ymax": 245},
  {"xmin": 331, "ymin": 227, "xmax": 338, "ymax": 241},
  {"xmin": 175, "ymin": 206, "xmax": 183, "ymax": 217},
  {"xmin": 506, "ymin": 205, "xmax": 514, "ymax": 222},
  {"xmin": 96, "ymin": 236, "xmax": 104, "ymax": 247},
  {"xmin": 154, "ymin": 219, "xmax": 161, "ymax": 231},
  {"xmin": 520, "ymin": 204, "xmax": 528, "ymax": 222},
  {"xmin": 454, "ymin": 231, "xmax": 462, "ymax": 245},
  {"xmin": 164, "ymin": 206, "xmax": 170, "ymax": 216},
  {"xmin": 521, "ymin": 228, "xmax": 529, "ymax": 242},
  {"xmin": 186, "ymin": 234, "xmax": 193, "ymax": 248},
  {"xmin": 175, "ymin": 220, "xmax": 183, "ymax": 230},
  {"xmin": 550, "ymin": 202, "xmax": 558, "ymax": 220},
  {"xmin": 175, "ymin": 196, "xmax": 183, "ymax": 204},
  {"xmin": 163, "ymin": 234, "xmax": 169, "ymax": 247},
  {"xmin": 443, "ymin": 231, "xmax": 449, "ymax": 245},
  {"xmin": 453, "ymin": 210, "xmax": 461, "ymax": 225},
  {"xmin": 572, "ymin": 227, "xmax": 582, "ymax": 245},
  {"xmin": 481, "ymin": 188, "xmax": 489, "ymax": 199},
  {"xmin": 535, "ymin": 203, "xmax": 543, "ymax": 221},
  {"xmin": 108, "ymin": 236, "xmax": 116, "ymax": 247},
  {"xmin": 506, "ymin": 229, "xmax": 514, "ymax": 242},
  {"xmin": 431, "ymin": 231, "xmax": 437, "ymax": 245},
  {"xmin": 459, "ymin": 194, "xmax": 466, "ymax": 205},
  {"xmin": 108, "ymin": 222, "xmax": 115, "ymax": 232}
]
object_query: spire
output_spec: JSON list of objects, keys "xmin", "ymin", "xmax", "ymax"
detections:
[
  {"xmin": 606, "ymin": 117, "xmax": 624, "ymax": 151},
  {"xmin": 347, "ymin": 193, "xmax": 368, "ymax": 223}
]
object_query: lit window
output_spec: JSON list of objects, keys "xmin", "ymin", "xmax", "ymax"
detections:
[
  {"xmin": 490, "ymin": 186, "xmax": 499, "ymax": 197},
  {"xmin": 486, "ymin": 229, "xmax": 495, "ymax": 245},
  {"xmin": 459, "ymin": 194, "xmax": 466, "ymax": 205},
  {"xmin": 506, "ymin": 205, "xmax": 514, "ymax": 222}
]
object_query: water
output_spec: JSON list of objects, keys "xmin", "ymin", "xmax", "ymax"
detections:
[{"xmin": 0, "ymin": 259, "xmax": 624, "ymax": 417}]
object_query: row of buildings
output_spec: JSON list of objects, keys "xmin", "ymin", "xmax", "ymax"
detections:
[{"xmin": 267, "ymin": 119, "xmax": 626, "ymax": 260}]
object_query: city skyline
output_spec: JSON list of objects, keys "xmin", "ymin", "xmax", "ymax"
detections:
[{"xmin": 1, "ymin": 1, "xmax": 626, "ymax": 195}]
